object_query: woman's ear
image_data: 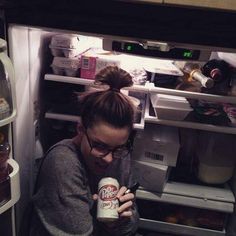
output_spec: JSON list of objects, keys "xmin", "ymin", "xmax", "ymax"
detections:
[{"xmin": 76, "ymin": 123, "xmax": 85, "ymax": 136}]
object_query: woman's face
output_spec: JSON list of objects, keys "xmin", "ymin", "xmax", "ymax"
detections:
[{"xmin": 80, "ymin": 121, "xmax": 130, "ymax": 175}]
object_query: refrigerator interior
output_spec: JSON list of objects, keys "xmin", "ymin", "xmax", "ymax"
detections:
[{"xmin": 6, "ymin": 24, "xmax": 236, "ymax": 235}]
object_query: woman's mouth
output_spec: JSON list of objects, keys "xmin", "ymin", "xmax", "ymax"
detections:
[{"xmin": 95, "ymin": 161, "xmax": 108, "ymax": 172}]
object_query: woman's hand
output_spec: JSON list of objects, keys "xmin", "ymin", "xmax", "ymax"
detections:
[{"xmin": 116, "ymin": 186, "xmax": 135, "ymax": 218}]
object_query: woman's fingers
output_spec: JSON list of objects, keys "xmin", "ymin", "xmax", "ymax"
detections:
[
  {"xmin": 119, "ymin": 210, "xmax": 132, "ymax": 217},
  {"xmin": 117, "ymin": 200, "xmax": 133, "ymax": 214},
  {"xmin": 93, "ymin": 194, "xmax": 98, "ymax": 201},
  {"xmin": 116, "ymin": 186, "xmax": 128, "ymax": 199},
  {"xmin": 118, "ymin": 192, "xmax": 134, "ymax": 203}
]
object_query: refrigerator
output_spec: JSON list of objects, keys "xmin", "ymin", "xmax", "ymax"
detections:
[{"xmin": 1, "ymin": 1, "xmax": 236, "ymax": 236}]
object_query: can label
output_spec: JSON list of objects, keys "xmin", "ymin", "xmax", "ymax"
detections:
[{"xmin": 97, "ymin": 178, "xmax": 119, "ymax": 222}]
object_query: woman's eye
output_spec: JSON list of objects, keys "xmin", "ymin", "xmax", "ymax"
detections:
[{"xmin": 93, "ymin": 143, "xmax": 108, "ymax": 152}]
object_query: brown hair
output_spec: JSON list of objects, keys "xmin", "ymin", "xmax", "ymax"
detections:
[{"xmin": 80, "ymin": 66, "xmax": 135, "ymax": 130}]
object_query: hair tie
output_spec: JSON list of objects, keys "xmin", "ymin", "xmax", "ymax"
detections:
[{"xmin": 110, "ymin": 88, "xmax": 120, "ymax": 93}]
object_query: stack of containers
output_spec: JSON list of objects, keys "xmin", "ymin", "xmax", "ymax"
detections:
[
  {"xmin": 49, "ymin": 34, "xmax": 85, "ymax": 77},
  {"xmin": 132, "ymin": 124, "xmax": 180, "ymax": 193}
]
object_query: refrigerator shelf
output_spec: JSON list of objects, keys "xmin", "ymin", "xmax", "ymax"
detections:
[
  {"xmin": 136, "ymin": 181, "xmax": 234, "ymax": 213},
  {"xmin": 44, "ymin": 74, "xmax": 236, "ymax": 104},
  {"xmin": 139, "ymin": 218, "xmax": 226, "ymax": 236},
  {"xmin": 45, "ymin": 107, "xmax": 145, "ymax": 130},
  {"xmin": 0, "ymin": 109, "xmax": 17, "ymax": 128},
  {"xmin": 144, "ymin": 95, "xmax": 236, "ymax": 135},
  {"xmin": 44, "ymin": 74, "xmax": 153, "ymax": 94},
  {"xmin": 0, "ymin": 159, "xmax": 20, "ymax": 215}
]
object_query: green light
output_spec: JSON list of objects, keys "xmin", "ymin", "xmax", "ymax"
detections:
[
  {"xmin": 183, "ymin": 51, "xmax": 193, "ymax": 58},
  {"xmin": 126, "ymin": 45, "xmax": 132, "ymax": 51}
]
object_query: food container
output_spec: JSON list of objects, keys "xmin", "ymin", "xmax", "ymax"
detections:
[
  {"xmin": 80, "ymin": 48, "xmax": 121, "ymax": 79},
  {"xmin": 0, "ymin": 98, "xmax": 10, "ymax": 119},
  {"xmin": 49, "ymin": 45, "xmax": 82, "ymax": 58},
  {"xmin": 144, "ymin": 59, "xmax": 183, "ymax": 88},
  {"xmin": 133, "ymin": 160, "xmax": 170, "ymax": 192},
  {"xmin": 49, "ymin": 34, "xmax": 88, "ymax": 58},
  {"xmin": 196, "ymin": 131, "xmax": 236, "ymax": 184},
  {"xmin": 132, "ymin": 124, "xmax": 179, "ymax": 167},
  {"xmin": 150, "ymin": 94, "xmax": 193, "ymax": 121},
  {"xmin": 50, "ymin": 34, "xmax": 80, "ymax": 49},
  {"xmin": 51, "ymin": 56, "xmax": 81, "ymax": 77}
]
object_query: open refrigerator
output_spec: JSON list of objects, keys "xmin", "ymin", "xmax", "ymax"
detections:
[{"xmin": 1, "ymin": 1, "xmax": 236, "ymax": 236}]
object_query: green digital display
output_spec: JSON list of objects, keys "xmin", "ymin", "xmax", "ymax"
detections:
[
  {"xmin": 183, "ymin": 51, "xmax": 193, "ymax": 58},
  {"xmin": 126, "ymin": 45, "xmax": 133, "ymax": 51}
]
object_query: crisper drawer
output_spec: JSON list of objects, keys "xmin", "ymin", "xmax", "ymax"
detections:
[
  {"xmin": 139, "ymin": 218, "xmax": 226, "ymax": 236},
  {"xmin": 137, "ymin": 199, "xmax": 227, "ymax": 236}
]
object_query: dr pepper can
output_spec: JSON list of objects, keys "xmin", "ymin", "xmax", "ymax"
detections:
[{"xmin": 97, "ymin": 177, "xmax": 119, "ymax": 222}]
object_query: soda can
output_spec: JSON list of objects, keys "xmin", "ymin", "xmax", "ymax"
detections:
[{"xmin": 97, "ymin": 177, "xmax": 119, "ymax": 222}]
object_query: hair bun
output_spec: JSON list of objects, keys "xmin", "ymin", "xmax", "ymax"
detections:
[{"xmin": 95, "ymin": 66, "xmax": 133, "ymax": 91}]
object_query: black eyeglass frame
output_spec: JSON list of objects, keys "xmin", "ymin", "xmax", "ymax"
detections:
[{"xmin": 85, "ymin": 130, "xmax": 133, "ymax": 159}]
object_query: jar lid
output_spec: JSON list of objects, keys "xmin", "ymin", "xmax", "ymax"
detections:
[{"xmin": 0, "ymin": 38, "xmax": 7, "ymax": 52}]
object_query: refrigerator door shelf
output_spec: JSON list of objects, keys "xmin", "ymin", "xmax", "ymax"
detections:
[
  {"xmin": 0, "ymin": 109, "xmax": 16, "ymax": 127},
  {"xmin": 0, "ymin": 159, "xmax": 20, "ymax": 215}
]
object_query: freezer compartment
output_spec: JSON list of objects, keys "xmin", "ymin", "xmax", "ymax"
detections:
[{"xmin": 137, "ymin": 199, "xmax": 227, "ymax": 235}]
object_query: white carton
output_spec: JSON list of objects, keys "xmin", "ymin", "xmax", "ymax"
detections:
[
  {"xmin": 132, "ymin": 160, "xmax": 170, "ymax": 193},
  {"xmin": 132, "ymin": 124, "xmax": 179, "ymax": 166},
  {"xmin": 80, "ymin": 48, "xmax": 121, "ymax": 79}
]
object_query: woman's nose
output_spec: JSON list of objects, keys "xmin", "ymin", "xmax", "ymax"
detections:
[{"xmin": 102, "ymin": 152, "xmax": 113, "ymax": 163}]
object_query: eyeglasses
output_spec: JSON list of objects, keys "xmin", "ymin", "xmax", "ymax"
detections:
[{"xmin": 85, "ymin": 131, "xmax": 132, "ymax": 159}]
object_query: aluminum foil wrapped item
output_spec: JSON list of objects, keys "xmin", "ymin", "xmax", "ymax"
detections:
[{"xmin": 128, "ymin": 67, "xmax": 147, "ymax": 85}]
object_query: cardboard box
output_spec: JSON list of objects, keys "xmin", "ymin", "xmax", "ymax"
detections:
[
  {"xmin": 132, "ymin": 160, "xmax": 170, "ymax": 193},
  {"xmin": 132, "ymin": 124, "xmax": 179, "ymax": 167},
  {"xmin": 80, "ymin": 48, "xmax": 121, "ymax": 79}
]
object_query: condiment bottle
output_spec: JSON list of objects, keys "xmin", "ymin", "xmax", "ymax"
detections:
[
  {"xmin": 202, "ymin": 59, "xmax": 230, "ymax": 83},
  {"xmin": 182, "ymin": 63, "xmax": 214, "ymax": 88}
]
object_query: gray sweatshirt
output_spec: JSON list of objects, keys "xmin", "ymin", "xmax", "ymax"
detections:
[{"xmin": 29, "ymin": 139, "xmax": 139, "ymax": 236}]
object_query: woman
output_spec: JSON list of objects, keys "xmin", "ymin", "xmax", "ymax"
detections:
[{"xmin": 29, "ymin": 66, "xmax": 139, "ymax": 236}]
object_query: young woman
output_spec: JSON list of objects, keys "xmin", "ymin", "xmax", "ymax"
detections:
[{"xmin": 28, "ymin": 66, "xmax": 139, "ymax": 236}]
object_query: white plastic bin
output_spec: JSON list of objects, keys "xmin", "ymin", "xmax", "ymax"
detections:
[{"xmin": 150, "ymin": 94, "xmax": 193, "ymax": 121}]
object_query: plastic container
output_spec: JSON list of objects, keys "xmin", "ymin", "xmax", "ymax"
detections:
[
  {"xmin": 196, "ymin": 131, "xmax": 236, "ymax": 184},
  {"xmin": 150, "ymin": 94, "xmax": 193, "ymax": 120},
  {"xmin": 0, "ymin": 38, "xmax": 16, "ymax": 123},
  {"xmin": 133, "ymin": 160, "xmax": 170, "ymax": 192},
  {"xmin": 50, "ymin": 34, "xmax": 80, "ymax": 49},
  {"xmin": 132, "ymin": 124, "xmax": 179, "ymax": 166},
  {"xmin": 49, "ymin": 34, "xmax": 83, "ymax": 58},
  {"xmin": 51, "ymin": 56, "xmax": 81, "ymax": 77}
]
